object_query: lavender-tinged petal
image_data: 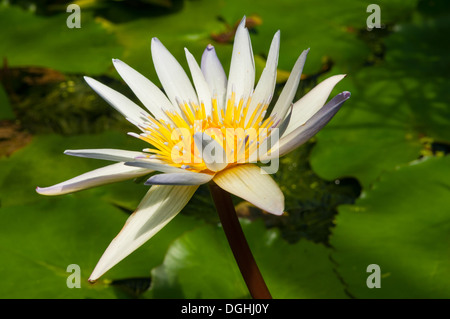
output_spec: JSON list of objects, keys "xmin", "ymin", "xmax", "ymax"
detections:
[
  {"xmin": 145, "ymin": 172, "xmax": 213, "ymax": 185},
  {"xmin": 264, "ymin": 91, "xmax": 351, "ymax": 160}
]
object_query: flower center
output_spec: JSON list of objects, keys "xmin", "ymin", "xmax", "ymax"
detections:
[{"xmin": 136, "ymin": 94, "xmax": 275, "ymax": 173}]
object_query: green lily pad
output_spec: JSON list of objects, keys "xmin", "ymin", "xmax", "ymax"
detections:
[
  {"xmin": 310, "ymin": 4, "xmax": 450, "ymax": 188},
  {"xmin": 310, "ymin": 66, "xmax": 424, "ymax": 188},
  {"xmin": 0, "ymin": 195, "xmax": 201, "ymax": 298},
  {"xmin": 0, "ymin": 4, "xmax": 121, "ymax": 75},
  {"xmin": 149, "ymin": 219, "xmax": 347, "ymax": 298},
  {"xmin": 0, "ymin": 128, "xmax": 207, "ymax": 298},
  {"xmin": 219, "ymin": 0, "xmax": 418, "ymax": 73},
  {"xmin": 94, "ymin": 0, "xmax": 418, "ymax": 82},
  {"xmin": 384, "ymin": 13, "xmax": 450, "ymax": 142},
  {"xmin": 331, "ymin": 155, "xmax": 450, "ymax": 298},
  {"xmin": 0, "ymin": 131, "xmax": 149, "ymax": 210},
  {"xmin": 101, "ymin": 0, "xmax": 227, "ymax": 82}
]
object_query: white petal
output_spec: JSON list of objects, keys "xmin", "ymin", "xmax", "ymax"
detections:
[
  {"xmin": 201, "ymin": 44, "xmax": 227, "ymax": 111},
  {"xmin": 193, "ymin": 132, "xmax": 228, "ymax": 172},
  {"xmin": 245, "ymin": 30, "xmax": 280, "ymax": 126},
  {"xmin": 89, "ymin": 185, "xmax": 198, "ymax": 281},
  {"xmin": 36, "ymin": 162, "xmax": 152, "ymax": 196},
  {"xmin": 125, "ymin": 157, "xmax": 193, "ymax": 174},
  {"xmin": 151, "ymin": 38, "xmax": 199, "ymax": 108},
  {"xmin": 64, "ymin": 149, "xmax": 146, "ymax": 162},
  {"xmin": 84, "ymin": 76, "xmax": 149, "ymax": 125},
  {"xmin": 64, "ymin": 149, "xmax": 187, "ymax": 174},
  {"xmin": 112, "ymin": 59, "xmax": 174, "ymax": 120},
  {"xmin": 145, "ymin": 172, "xmax": 213, "ymax": 185},
  {"xmin": 277, "ymin": 103, "xmax": 293, "ymax": 138},
  {"xmin": 283, "ymin": 74, "xmax": 346, "ymax": 136},
  {"xmin": 270, "ymin": 49, "xmax": 309, "ymax": 122},
  {"xmin": 263, "ymin": 91, "xmax": 351, "ymax": 160},
  {"xmin": 213, "ymin": 164, "xmax": 284, "ymax": 215},
  {"xmin": 257, "ymin": 104, "xmax": 292, "ymax": 161},
  {"xmin": 185, "ymin": 48, "xmax": 213, "ymax": 117},
  {"xmin": 226, "ymin": 17, "xmax": 255, "ymax": 105}
]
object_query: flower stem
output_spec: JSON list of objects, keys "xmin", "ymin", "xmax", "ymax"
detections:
[{"xmin": 208, "ymin": 182, "xmax": 272, "ymax": 299}]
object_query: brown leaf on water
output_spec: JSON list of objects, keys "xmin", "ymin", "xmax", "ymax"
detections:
[
  {"xmin": 0, "ymin": 59, "xmax": 66, "ymax": 103},
  {"xmin": 0, "ymin": 120, "xmax": 32, "ymax": 158}
]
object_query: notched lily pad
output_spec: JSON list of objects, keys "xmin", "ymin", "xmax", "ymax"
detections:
[{"xmin": 331, "ymin": 155, "xmax": 450, "ymax": 298}]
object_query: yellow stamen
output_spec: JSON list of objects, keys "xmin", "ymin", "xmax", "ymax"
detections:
[{"xmin": 137, "ymin": 93, "xmax": 275, "ymax": 173}]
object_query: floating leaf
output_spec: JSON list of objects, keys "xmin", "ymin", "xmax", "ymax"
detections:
[
  {"xmin": 0, "ymin": 195, "xmax": 201, "ymax": 298},
  {"xmin": 310, "ymin": 4, "xmax": 450, "ymax": 187},
  {"xmin": 0, "ymin": 132, "xmax": 148, "ymax": 210},
  {"xmin": 149, "ymin": 219, "xmax": 347, "ymax": 298},
  {"xmin": 331, "ymin": 156, "xmax": 450, "ymax": 298},
  {"xmin": 0, "ymin": 4, "xmax": 121, "ymax": 74}
]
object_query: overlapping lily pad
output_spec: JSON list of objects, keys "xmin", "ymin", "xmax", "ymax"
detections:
[
  {"xmin": 149, "ymin": 219, "xmax": 347, "ymax": 298},
  {"xmin": 309, "ymin": 2, "xmax": 450, "ymax": 188},
  {"xmin": 1, "ymin": 0, "xmax": 448, "ymax": 300}
]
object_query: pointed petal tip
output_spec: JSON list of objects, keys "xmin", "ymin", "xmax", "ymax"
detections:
[
  {"xmin": 268, "ymin": 207, "xmax": 285, "ymax": 216},
  {"xmin": 151, "ymin": 37, "xmax": 162, "ymax": 49},
  {"xmin": 184, "ymin": 48, "xmax": 196, "ymax": 61},
  {"xmin": 206, "ymin": 43, "xmax": 214, "ymax": 51},
  {"xmin": 341, "ymin": 90, "xmax": 351, "ymax": 98},
  {"xmin": 112, "ymin": 59, "xmax": 125, "ymax": 68},
  {"xmin": 238, "ymin": 16, "xmax": 247, "ymax": 28},
  {"xmin": 332, "ymin": 74, "xmax": 348, "ymax": 85},
  {"xmin": 35, "ymin": 185, "xmax": 60, "ymax": 196}
]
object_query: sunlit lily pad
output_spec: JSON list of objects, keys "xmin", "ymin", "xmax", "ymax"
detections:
[
  {"xmin": 0, "ymin": 195, "xmax": 200, "ymax": 298},
  {"xmin": 330, "ymin": 156, "xmax": 450, "ymax": 298},
  {"xmin": 149, "ymin": 219, "xmax": 347, "ymax": 298},
  {"xmin": 310, "ymin": 67, "xmax": 424, "ymax": 188},
  {"xmin": 310, "ymin": 7, "xmax": 450, "ymax": 188}
]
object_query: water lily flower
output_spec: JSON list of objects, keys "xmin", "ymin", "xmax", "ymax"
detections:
[{"xmin": 36, "ymin": 17, "xmax": 350, "ymax": 282}]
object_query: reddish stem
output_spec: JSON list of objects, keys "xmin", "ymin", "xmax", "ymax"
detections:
[{"xmin": 209, "ymin": 182, "xmax": 272, "ymax": 299}]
